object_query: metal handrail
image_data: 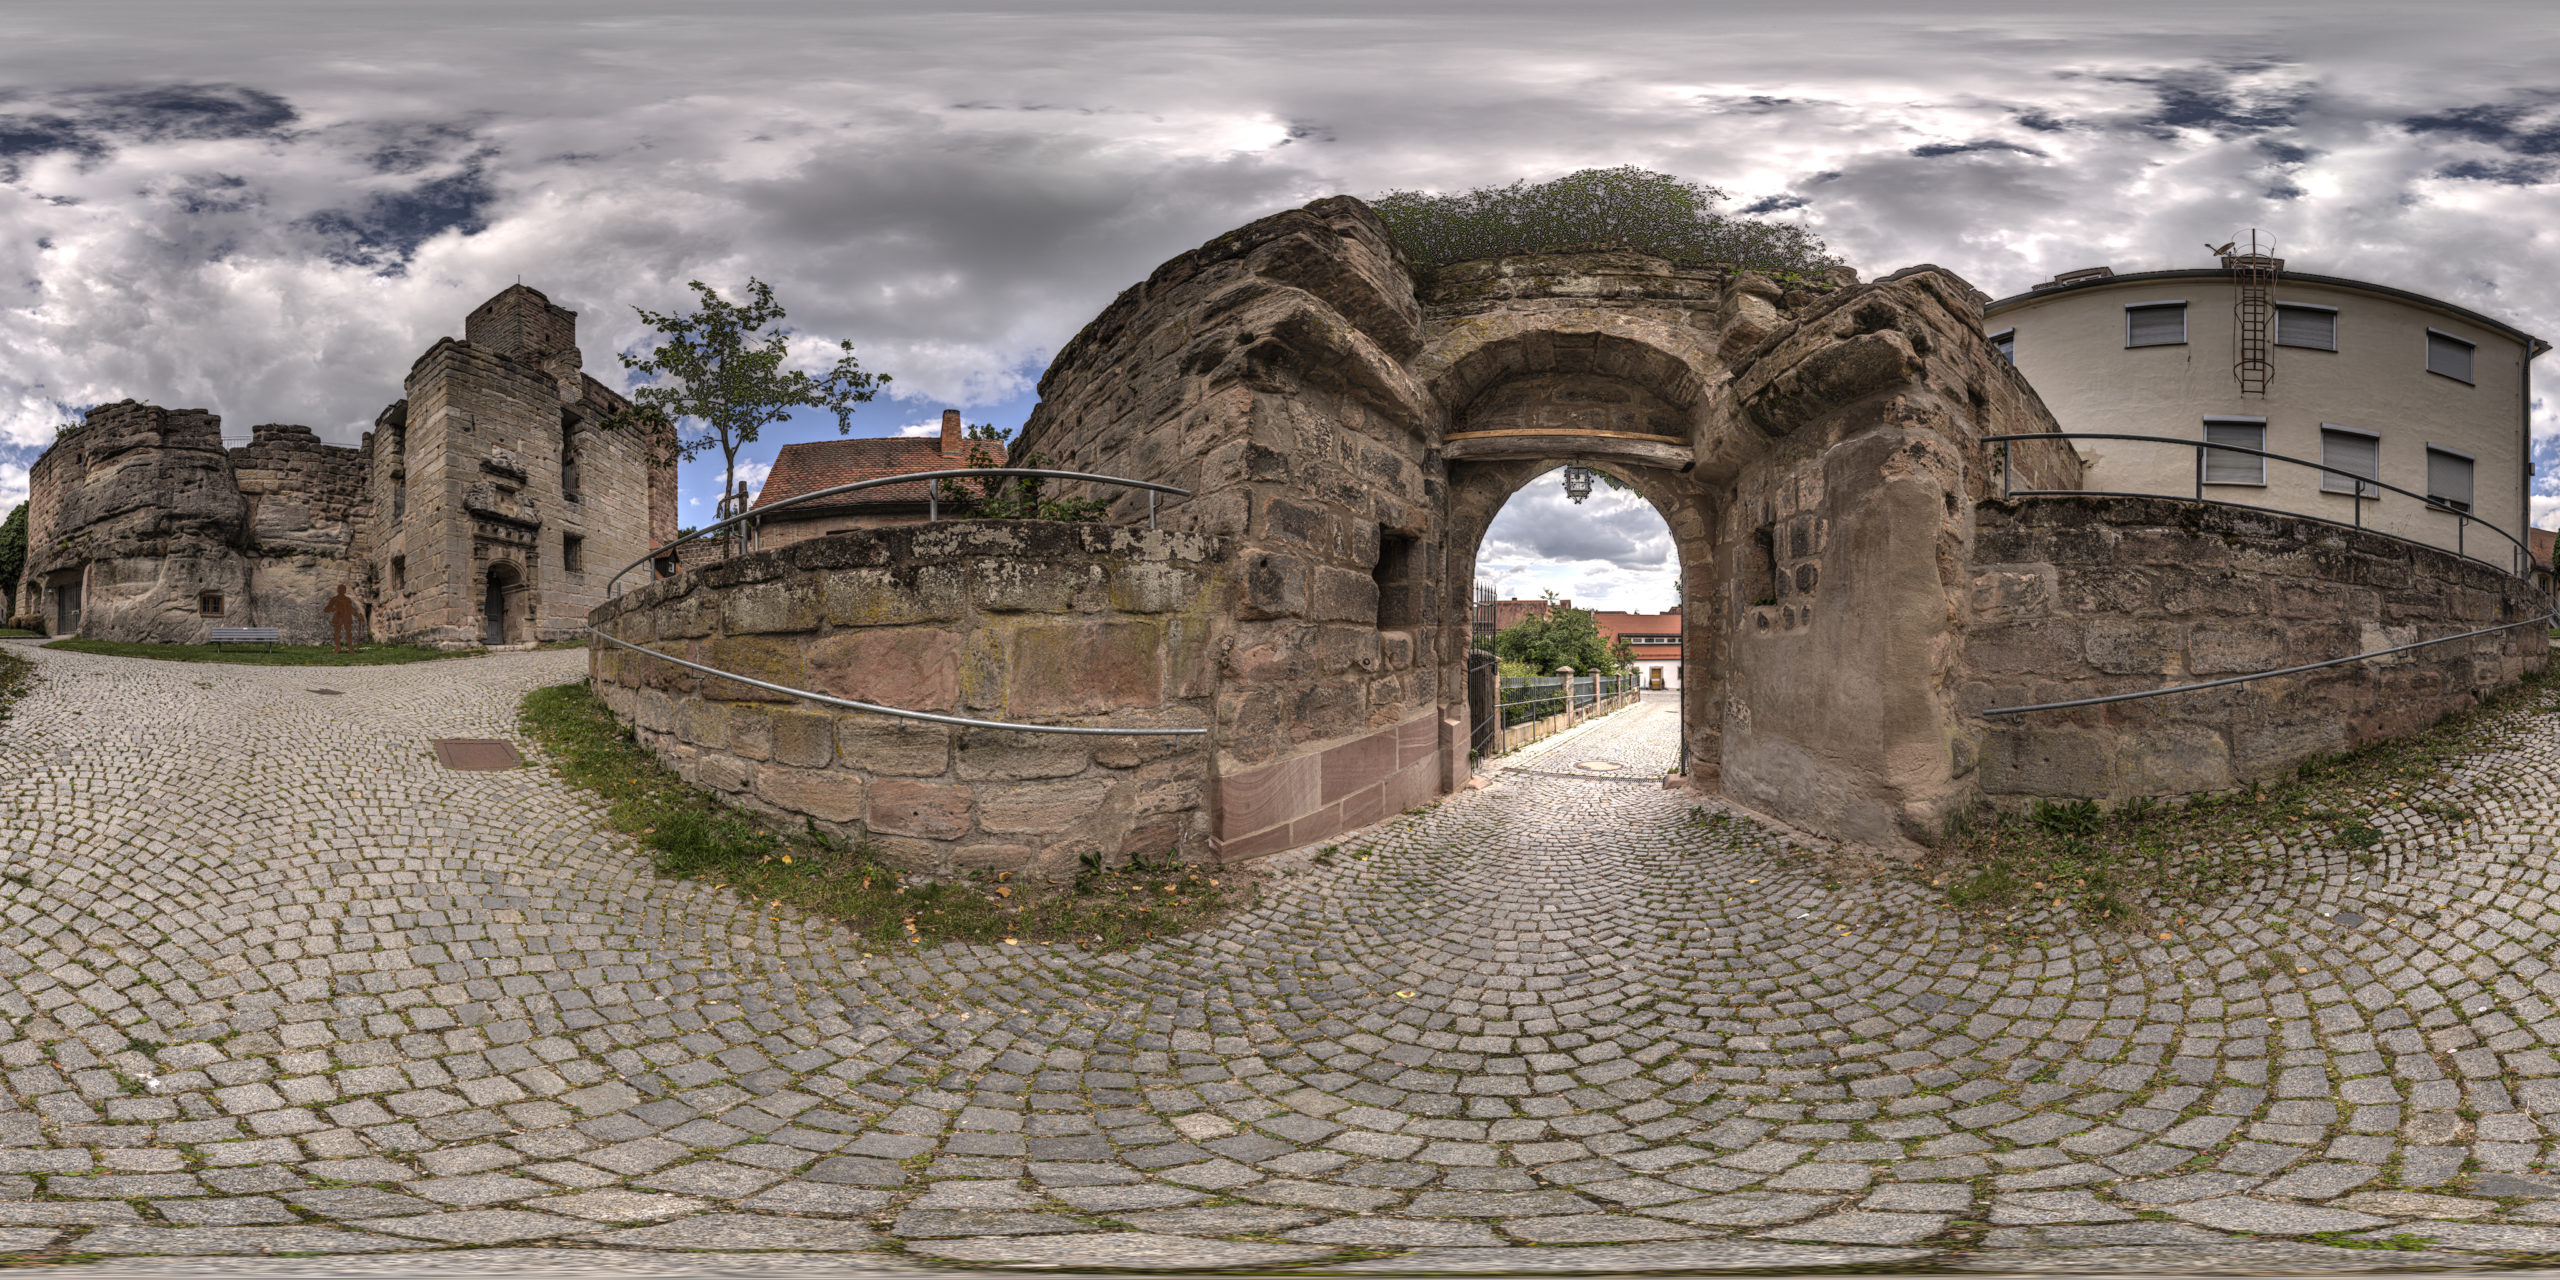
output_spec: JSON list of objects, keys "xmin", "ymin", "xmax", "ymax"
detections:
[
  {"xmin": 1988, "ymin": 432, "xmax": 2538, "ymax": 578},
  {"xmin": 1980, "ymin": 609, "xmax": 2558, "ymax": 716},
  {"xmin": 605, "ymin": 468, "xmax": 1194, "ymax": 598},
  {"xmin": 590, "ymin": 466, "xmax": 1202, "ymax": 737},
  {"xmin": 582, "ymin": 625, "xmax": 1206, "ymax": 736}
]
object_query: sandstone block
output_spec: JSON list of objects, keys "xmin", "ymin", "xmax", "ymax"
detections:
[
  {"xmin": 696, "ymin": 755, "xmax": 751, "ymax": 794},
  {"xmin": 754, "ymin": 768, "xmax": 865, "ymax": 824},
  {"xmin": 1241, "ymin": 551, "xmax": 1306, "ymax": 619},
  {"xmin": 770, "ymin": 711, "xmax": 835, "ymax": 769},
  {"xmin": 1310, "ymin": 566, "xmax": 1379, "ymax": 623},
  {"xmin": 723, "ymin": 580, "xmax": 820, "ymax": 635},
  {"xmin": 979, "ymin": 779, "xmax": 1117, "ymax": 837},
  {"xmin": 702, "ymin": 635, "xmax": 800, "ymax": 702},
  {"xmin": 820, "ymin": 566, "xmax": 962, "ymax": 627},
  {"xmin": 2189, "ymin": 621, "xmax": 2286, "ymax": 675},
  {"xmin": 726, "ymin": 706, "xmax": 774, "ymax": 761},
  {"xmin": 2083, "ymin": 619, "xmax": 2179, "ymax": 676},
  {"xmin": 837, "ymin": 718, "xmax": 952, "ymax": 776},
  {"xmin": 971, "ymin": 560, "xmax": 1093, "ymax": 613},
  {"xmin": 868, "ymin": 779, "xmax": 973, "ymax": 841},
  {"xmin": 807, "ymin": 628, "xmax": 959, "ymax": 712},
  {"xmin": 956, "ymin": 730, "xmax": 1094, "ymax": 782},
  {"xmin": 1108, "ymin": 562, "xmax": 1197, "ymax": 615},
  {"xmin": 1007, "ymin": 622, "xmax": 1162, "ymax": 715}
]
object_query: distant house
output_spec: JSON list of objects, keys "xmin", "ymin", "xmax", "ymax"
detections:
[
  {"xmin": 747, "ymin": 410, "xmax": 1006, "ymax": 551},
  {"xmin": 1592, "ymin": 607, "xmax": 1683, "ymax": 689},
  {"xmin": 2535, "ymin": 526, "xmax": 2556, "ymax": 592},
  {"xmin": 1470, "ymin": 592, "xmax": 1569, "ymax": 641}
]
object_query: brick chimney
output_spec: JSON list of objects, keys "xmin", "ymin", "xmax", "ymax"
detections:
[{"xmin": 939, "ymin": 409, "xmax": 963, "ymax": 457}]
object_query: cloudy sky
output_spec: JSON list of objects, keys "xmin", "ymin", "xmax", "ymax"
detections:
[{"xmin": 3, "ymin": 0, "xmax": 2558, "ymax": 609}]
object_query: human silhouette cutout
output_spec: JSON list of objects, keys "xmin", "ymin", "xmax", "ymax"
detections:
[{"xmin": 324, "ymin": 585, "xmax": 362, "ymax": 653}]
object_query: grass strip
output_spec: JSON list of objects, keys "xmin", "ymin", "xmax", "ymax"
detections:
[
  {"xmin": 1924, "ymin": 660, "xmax": 2559, "ymax": 937},
  {"xmin": 44, "ymin": 638, "xmax": 486, "ymax": 666},
  {"xmin": 519, "ymin": 679, "xmax": 1238, "ymax": 951},
  {"xmin": 0, "ymin": 648, "xmax": 28, "ymax": 727}
]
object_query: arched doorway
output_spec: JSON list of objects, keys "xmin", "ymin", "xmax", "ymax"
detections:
[
  {"xmin": 1441, "ymin": 457, "xmax": 1719, "ymax": 784},
  {"xmin": 483, "ymin": 562, "xmax": 524, "ymax": 646}
]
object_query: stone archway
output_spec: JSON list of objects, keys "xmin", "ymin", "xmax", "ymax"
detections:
[{"xmin": 1441, "ymin": 457, "xmax": 1721, "ymax": 781}]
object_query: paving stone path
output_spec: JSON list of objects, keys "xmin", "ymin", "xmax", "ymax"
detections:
[{"xmin": 3, "ymin": 637, "xmax": 2560, "ymax": 1273}]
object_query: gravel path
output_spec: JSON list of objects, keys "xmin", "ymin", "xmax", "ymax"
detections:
[{"xmin": 2, "ymin": 637, "xmax": 2558, "ymax": 1274}]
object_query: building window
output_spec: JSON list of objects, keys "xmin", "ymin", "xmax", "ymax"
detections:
[
  {"xmin": 1989, "ymin": 328, "xmax": 2015, "ymax": 363},
  {"xmin": 562, "ymin": 534, "xmax": 584, "ymax": 574},
  {"xmin": 199, "ymin": 592, "xmax": 224, "ymax": 616},
  {"xmin": 391, "ymin": 556, "xmax": 406, "ymax": 591},
  {"xmin": 2274, "ymin": 304, "xmax": 2337, "ymax": 350},
  {"xmin": 2426, "ymin": 446, "xmax": 2474, "ymax": 513},
  {"xmin": 391, "ymin": 481, "xmax": 405, "ymax": 523},
  {"xmin": 2320, "ymin": 426, "xmax": 2381, "ymax": 498},
  {"xmin": 2126, "ymin": 302, "xmax": 2187, "ymax": 347},
  {"xmin": 2202, "ymin": 418, "xmax": 2267, "ymax": 486},
  {"xmin": 2426, "ymin": 329, "xmax": 2476, "ymax": 383}
]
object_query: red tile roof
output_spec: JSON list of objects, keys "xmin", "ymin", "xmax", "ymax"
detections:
[{"xmin": 751, "ymin": 435, "xmax": 1008, "ymax": 511}]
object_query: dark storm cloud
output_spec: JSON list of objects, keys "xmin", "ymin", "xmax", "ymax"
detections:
[
  {"xmin": 86, "ymin": 84, "xmax": 294, "ymax": 141},
  {"xmin": 1741, "ymin": 195, "xmax": 1806, "ymax": 214},
  {"xmin": 2402, "ymin": 96, "xmax": 2560, "ymax": 185},
  {"xmin": 303, "ymin": 158, "xmax": 498, "ymax": 272}
]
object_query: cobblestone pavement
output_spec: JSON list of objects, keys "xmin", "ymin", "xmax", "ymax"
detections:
[{"xmin": 4, "ymin": 638, "xmax": 2560, "ymax": 1273}]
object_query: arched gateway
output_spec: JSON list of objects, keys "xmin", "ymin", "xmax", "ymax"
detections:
[
  {"xmin": 1014, "ymin": 197, "xmax": 2075, "ymax": 854},
  {"xmin": 591, "ymin": 197, "xmax": 2545, "ymax": 876}
]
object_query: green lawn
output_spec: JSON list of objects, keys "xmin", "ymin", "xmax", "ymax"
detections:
[
  {"xmin": 42, "ymin": 638, "xmax": 485, "ymax": 666},
  {"xmin": 0, "ymin": 629, "xmax": 41, "ymax": 639}
]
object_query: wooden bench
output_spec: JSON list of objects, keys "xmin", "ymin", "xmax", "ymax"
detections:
[{"xmin": 209, "ymin": 626, "xmax": 282, "ymax": 651}]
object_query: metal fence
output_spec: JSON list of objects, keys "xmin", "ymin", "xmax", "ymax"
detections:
[{"xmin": 1987, "ymin": 431, "xmax": 2542, "ymax": 579}]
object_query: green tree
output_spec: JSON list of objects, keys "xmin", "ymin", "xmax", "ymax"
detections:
[
  {"xmin": 1372, "ymin": 166, "xmax": 1839, "ymax": 277},
  {"xmin": 612, "ymin": 278, "xmax": 889, "ymax": 506},
  {"xmin": 1491, "ymin": 597, "xmax": 1621, "ymax": 675},
  {"xmin": 0, "ymin": 501, "xmax": 25, "ymax": 616}
]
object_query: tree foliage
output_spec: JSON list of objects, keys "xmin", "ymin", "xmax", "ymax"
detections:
[
  {"xmin": 1491, "ymin": 598, "xmax": 1623, "ymax": 675},
  {"xmin": 0, "ymin": 502, "xmax": 25, "ymax": 610},
  {"xmin": 937, "ymin": 425, "xmax": 1108, "ymax": 522},
  {"xmin": 1371, "ymin": 166, "xmax": 1839, "ymax": 277},
  {"xmin": 611, "ymin": 278, "xmax": 888, "ymax": 503}
]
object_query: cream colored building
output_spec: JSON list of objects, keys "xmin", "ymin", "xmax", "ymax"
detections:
[{"xmin": 1984, "ymin": 261, "xmax": 2549, "ymax": 575}]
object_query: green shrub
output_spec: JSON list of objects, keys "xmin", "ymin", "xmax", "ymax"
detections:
[{"xmin": 1372, "ymin": 166, "xmax": 1839, "ymax": 276}]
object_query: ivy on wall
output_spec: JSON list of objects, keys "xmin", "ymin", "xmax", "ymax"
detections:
[{"xmin": 1371, "ymin": 166, "xmax": 1839, "ymax": 277}]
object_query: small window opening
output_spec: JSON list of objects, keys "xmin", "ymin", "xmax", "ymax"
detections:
[
  {"xmin": 199, "ymin": 592, "xmax": 225, "ymax": 617},
  {"xmin": 391, "ymin": 556, "xmax": 406, "ymax": 592},
  {"xmin": 1988, "ymin": 328, "xmax": 2015, "ymax": 363},
  {"xmin": 2274, "ymin": 304, "xmax": 2337, "ymax": 351},
  {"xmin": 2202, "ymin": 418, "xmax": 2267, "ymax": 486},
  {"xmin": 2126, "ymin": 302, "xmax": 2188, "ymax": 347},
  {"xmin": 2426, "ymin": 446, "xmax": 2474, "ymax": 513},
  {"xmin": 2426, "ymin": 330, "xmax": 2476, "ymax": 384},
  {"xmin": 2320, "ymin": 426, "xmax": 2381, "ymax": 498},
  {"xmin": 1373, "ymin": 529, "xmax": 1420, "ymax": 629},
  {"xmin": 563, "ymin": 534, "xmax": 586, "ymax": 574}
]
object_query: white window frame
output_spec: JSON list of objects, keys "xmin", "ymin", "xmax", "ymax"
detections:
[
  {"xmin": 1988, "ymin": 327, "xmax": 2016, "ymax": 363},
  {"xmin": 2319, "ymin": 424, "xmax": 2382, "ymax": 498},
  {"xmin": 2273, "ymin": 302, "xmax": 2338, "ymax": 351},
  {"xmin": 2125, "ymin": 301, "xmax": 2189, "ymax": 348},
  {"xmin": 2424, "ymin": 328, "xmax": 2476, "ymax": 384},
  {"xmin": 2201, "ymin": 416, "xmax": 2268, "ymax": 487},
  {"xmin": 2424, "ymin": 443, "xmax": 2475, "ymax": 514}
]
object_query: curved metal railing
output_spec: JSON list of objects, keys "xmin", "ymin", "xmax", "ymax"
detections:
[
  {"xmin": 1980, "ymin": 608, "xmax": 2559, "ymax": 716},
  {"xmin": 1988, "ymin": 432, "xmax": 2542, "ymax": 579},
  {"xmin": 590, "ymin": 467, "xmax": 1204, "ymax": 737}
]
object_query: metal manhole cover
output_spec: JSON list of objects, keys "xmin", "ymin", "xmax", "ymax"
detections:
[
  {"xmin": 431, "ymin": 739, "xmax": 522, "ymax": 771},
  {"xmin": 308, "ymin": 688, "xmax": 344, "ymax": 696},
  {"xmin": 1578, "ymin": 760, "xmax": 1624, "ymax": 772}
]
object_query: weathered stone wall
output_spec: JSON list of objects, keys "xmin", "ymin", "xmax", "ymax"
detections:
[
  {"xmin": 1966, "ymin": 495, "xmax": 2553, "ymax": 799},
  {"xmin": 1018, "ymin": 197, "xmax": 1449, "ymax": 859},
  {"xmin": 229, "ymin": 422, "xmax": 374, "ymax": 640},
  {"xmin": 588, "ymin": 521, "xmax": 1220, "ymax": 880},
  {"xmin": 19, "ymin": 402, "xmax": 248, "ymax": 640}
]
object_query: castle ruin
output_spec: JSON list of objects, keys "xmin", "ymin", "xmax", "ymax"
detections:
[{"xmin": 17, "ymin": 286, "xmax": 677, "ymax": 647}]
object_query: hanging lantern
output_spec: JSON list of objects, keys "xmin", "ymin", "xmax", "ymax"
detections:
[{"xmin": 1562, "ymin": 465, "xmax": 1595, "ymax": 504}]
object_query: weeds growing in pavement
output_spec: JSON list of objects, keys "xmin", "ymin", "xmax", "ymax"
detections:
[
  {"xmin": 519, "ymin": 679, "xmax": 1241, "ymax": 951},
  {"xmin": 1924, "ymin": 660, "xmax": 2559, "ymax": 938}
]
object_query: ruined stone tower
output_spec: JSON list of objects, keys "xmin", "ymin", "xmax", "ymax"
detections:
[{"xmin": 18, "ymin": 285, "xmax": 677, "ymax": 647}]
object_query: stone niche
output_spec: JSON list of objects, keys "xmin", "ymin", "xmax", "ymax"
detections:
[{"xmin": 589, "ymin": 520, "xmax": 1222, "ymax": 881}]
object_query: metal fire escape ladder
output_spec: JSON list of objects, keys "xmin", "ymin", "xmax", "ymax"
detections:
[{"xmin": 2229, "ymin": 230, "xmax": 2276, "ymax": 396}]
